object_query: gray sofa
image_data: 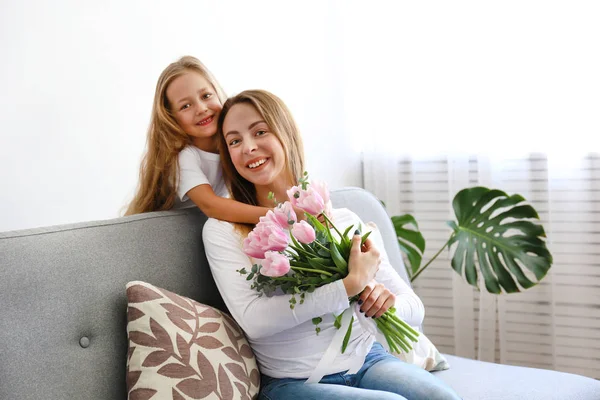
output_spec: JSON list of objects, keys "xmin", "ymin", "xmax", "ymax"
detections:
[{"xmin": 1, "ymin": 187, "xmax": 599, "ymax": 400}]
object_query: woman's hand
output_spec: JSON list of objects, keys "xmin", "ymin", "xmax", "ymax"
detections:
[
  {"xmin": 343, "ymin": 236, "xmax": 381, "ymax": 297},
  {"xmin": 358, "ymin": 280, "xmax": 396, "ymax": 318}
]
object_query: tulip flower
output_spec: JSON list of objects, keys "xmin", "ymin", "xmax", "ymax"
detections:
[
  {"xmin": 260, "ymin": 251, "xmax": 291, "ymax": 277},
  {"xmin": 286, "ymin": 186, "xmax": 325, "ymax": 216},
  {"xmin": 242, "ymin": 221, "xmax": 289, "ymax": 259},
  {"xmin": 261, "ymin": 201, "xmax": 296, "ymax": 230},
  {"xmin": 292, "ymin": 220, "xmax": 317, "ymax": 244}
]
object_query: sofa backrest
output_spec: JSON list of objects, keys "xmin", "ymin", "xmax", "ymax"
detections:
[{"xmin": 0, "ymin": 187, "xmax": 407, "ymax": 400}]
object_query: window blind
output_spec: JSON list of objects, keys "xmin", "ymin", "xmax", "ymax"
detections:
[{"xmin": 363, "ymin": 152, "xmax": 600, "ymax": 379}]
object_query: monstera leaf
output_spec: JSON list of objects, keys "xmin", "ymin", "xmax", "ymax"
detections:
[
  {"xmin": 391, "ymin": 214, "xmax": 425, "ymax": 279},
  {"xmin": 447, "ymin": 187, "xmax": 553, "ymax": 294}
]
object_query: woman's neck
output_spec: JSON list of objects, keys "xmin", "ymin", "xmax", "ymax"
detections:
[{"xmin": 255, "ymin": 180, "xmax": 293, "ymax": 208}]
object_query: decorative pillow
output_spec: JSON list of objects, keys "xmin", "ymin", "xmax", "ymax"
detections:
[
  {"xmin": 126, "ymin": 281, "xmax": 260, "ymax": 400},
  {"xmin": 392, "ymin": 329, "xmax": 450, "ymax": 371}
]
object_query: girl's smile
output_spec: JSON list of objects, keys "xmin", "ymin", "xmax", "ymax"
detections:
[{"xmin": 197, "ymin": 115, "xmax": 215, "ymax": 126}]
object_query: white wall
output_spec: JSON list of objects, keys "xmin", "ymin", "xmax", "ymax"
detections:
[{"xmin": 0, "ymin": 0, "xmax": 363, "ymax": 232}]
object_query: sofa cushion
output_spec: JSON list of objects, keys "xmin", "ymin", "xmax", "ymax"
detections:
[
  {"xmin": 433, "ymin": 354, "xmax": 600, "ymax": 399},
  {"xmin": 126, "ymin": 281, "xmax": 260, "ymax": 400}
]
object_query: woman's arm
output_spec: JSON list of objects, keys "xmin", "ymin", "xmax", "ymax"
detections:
[
  {"xmin": 203, "ymin": 219, "xmax": 351, "ymax": 339},
  {"xmin": 369, "ymin": 224, "xmax": 425, "ymax": 327},
  {"xmin": 340, "ymin": 210, "xmax": 425, "ymax": 327},
  {"xmin": 186, "ymin": 184, "xmax": 269, "ymax": 224}
]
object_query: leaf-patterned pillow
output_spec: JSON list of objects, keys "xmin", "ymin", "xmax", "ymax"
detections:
[{"xmin": 126, "ymin": 281, "xmax": 260, "ymax": 400}]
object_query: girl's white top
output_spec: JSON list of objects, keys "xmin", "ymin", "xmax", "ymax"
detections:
[
  {"xmin": 176, "ymin": 145, "xmax": 228, "ymax": 208},
  {"xmin": 203, "ymin": 208, "xmax": 424, "ymax": 379}
]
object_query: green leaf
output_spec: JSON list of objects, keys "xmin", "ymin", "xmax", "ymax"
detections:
[
  {"xmin": 246, "ymin": 272, "xmax": 255, "ymax": 281},
  {"xmin": 317, "ymin": 248, "xmax": 331, "ymax": 257},
  {"xmin": 251, "ymin": 264, "xmax": 258, "ymax": 273},
  {"xmin": 329, "ymin": 241, "xmax": 348, "ymax": 272},
  {"xmin": 360, "ymin": 231, "xmax": 372, "ymax": 246},
  {"xmin": 341, "ymin": 316, "xmax": 354, "ymax": 353},
  {"xmin": 342, "ymin": 225, "xmax": 355, "ymax": 241},
  {"xmin": 306, "ymin": 214, "xmax": 327, "ymax": 234},
  {"xmin": 333, "ymin": 313, "xmax": 343, "ymax": 329},
  {"xmin": 391, "ymin": 214, "xmax": 425, "ymax": 277},
  {"xmin": 449, "ymin": 187, "xmax": 553, "ymax": 294},
  {"xmin": 312, "ymin": 317, "xmax": 322, "ymax": 325}
]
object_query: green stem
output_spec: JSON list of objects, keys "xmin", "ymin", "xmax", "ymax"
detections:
[
  {"xmin": 290, "ymin": 266, "xmax": 332, "ymax": 276},
  {"xmin": 322, "ymin": 213, "xmax": 344, "ymax": 242},
  {"xmin": 380, "ymin": 314, "xmax": 419, "ymax": 342},
  {"xmin": 376, "ymin": 319, "xmax": 410, "ymax": 352},
  {"xmin": 287, "ymin": 243, "xmax": 315, "ymax": 259},
  {"xmin": 410, "ymin": 235, "xmax": 454, "ymax": 282},
  {"xmin": 375, "ymin": 320, "xmax": 399, "ymax": 353},
  {"xmin": 290, "ymin": 260, "xmax": 339, "ymax": 274},
  {"xmin": 385, "ymin": 312, "xmax": 420, "ymax": 338},
  {"xmin": 313, "ymin": 240, "xmax": 331, "ymax": 254}
]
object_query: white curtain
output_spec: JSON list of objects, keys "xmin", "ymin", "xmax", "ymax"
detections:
[
  {"xmin": 363, "ymin": 152, "xmax": 600, "ymax": 379},
  {"xmin": 334, "ymin": 1, "xmax": 600, "ymax": 379}
]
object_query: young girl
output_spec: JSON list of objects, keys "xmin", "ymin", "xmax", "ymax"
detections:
[
  {"xmin": 125, "ymin": 56, "xmax": 272, "ymax": 223},
  {"xmin": 203, "ymin": 90, "xmax": 462, "ymax": 399}
]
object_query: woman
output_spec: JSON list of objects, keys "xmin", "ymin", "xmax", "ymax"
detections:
[{"xmin": 203, "ymin": 90, "xmax": 461, "ymax": 400}]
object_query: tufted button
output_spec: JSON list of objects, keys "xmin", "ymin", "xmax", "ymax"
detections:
[{"xmin": 79, "ymin": 336, "xmax": 90, "ymax": 348}]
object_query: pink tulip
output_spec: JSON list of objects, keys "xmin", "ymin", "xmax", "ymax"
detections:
[
  {"xmin": 260, "ymin": 251, "xmax": 291, "ymax": 277},
  {"xmin": 311, "ymin": 180, "xmax": 333, "ymax": 218},
  {"xmin": 242, "ymin": 221, "xmax": 289, "ymax": 259},
  {"xmin": 310, "ymin": 180, "xmax": 330, "ymax": 205},
  {"xmin": 292, "ymin": 220, "xmax": 316, "ymax": 244},
  {"xmin": 286, "ymin": 186, "xmax": 325, "ymax": 216},
  {"xmin": 242, "ymin": 236, "xmax": 268, "ymax": 259},
  {"xmin": 261, "ymin": 201, "xmax": 296, "ymax": 230}
]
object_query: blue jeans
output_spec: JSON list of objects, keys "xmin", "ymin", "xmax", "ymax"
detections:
[{"xmin": 259, "ymin": 343, "xmax": 461, "ymax": 400}]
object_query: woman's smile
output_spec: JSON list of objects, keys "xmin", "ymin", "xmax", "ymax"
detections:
[{"xmin": 247, "ymin": 157, "xmax": 270, "ymax": 170}]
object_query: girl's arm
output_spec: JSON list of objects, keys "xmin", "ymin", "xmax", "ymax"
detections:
[
  {"xmin": 186, "ymin": 184, "xmax": 269, "ymax": 224},
  {"xmin": 202, "ymin": 218, "xmax": 351, "ymax": 339}
]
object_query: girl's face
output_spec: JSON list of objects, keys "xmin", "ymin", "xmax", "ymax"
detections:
[
  {"xmin": 166, "ymin": 70, "xmax": 222, "ymax": 151},
  {"xmin": 222, "ymin": 103, "xmax": 287, "ymax": 188}
]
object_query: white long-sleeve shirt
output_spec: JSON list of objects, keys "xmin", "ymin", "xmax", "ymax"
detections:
[{"xmin": 202, "ymin": 208, "xmax": 424, "ymax": 379}]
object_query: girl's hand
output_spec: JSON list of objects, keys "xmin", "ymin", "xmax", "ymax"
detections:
[
  {"xmin": 358, "ymin": 280, "xmax": 396, "ymax": 318},
  {"xmin": 343, "ymin": 236, "xmax": 381, "ymax": 297}
]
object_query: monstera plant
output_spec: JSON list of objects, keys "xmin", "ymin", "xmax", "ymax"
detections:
[{"xmin": 393, "ymin": 187, "xmax": 553, "ymax": 293}]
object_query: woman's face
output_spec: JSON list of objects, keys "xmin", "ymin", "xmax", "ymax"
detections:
[{"xmin": 222, "ymin": 103, "xmax": 287, "ymax": 187}]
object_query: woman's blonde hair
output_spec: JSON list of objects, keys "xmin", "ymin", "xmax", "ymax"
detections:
[
  {"xmin": 125, "ymin": 56, "xmax": 226, "ymax": 215},
  {"xmin": 216, "ymin": 90, "xmax": 305, "ymax": 207}
]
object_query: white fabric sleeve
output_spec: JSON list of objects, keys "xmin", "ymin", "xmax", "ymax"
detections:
[
  {"xmin": 177, "ymin": 147, "xmax": 211, "ymax": 202},
  {"xmin": 202, "ymin": 218, "xmax": 350, "ymax": 340},
  {"xmin": 350, "ymin": 211, "xmax": 425, "ymax": 327}
]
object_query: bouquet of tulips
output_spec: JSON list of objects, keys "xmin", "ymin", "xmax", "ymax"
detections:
[{"xmin": 237, "ymin": 173, "xmax": 419, "ymax": 354}]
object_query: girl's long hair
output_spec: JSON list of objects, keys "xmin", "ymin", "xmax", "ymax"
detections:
[
  {"xmin": 125, "ymin": 56, "xmax": 226, "ymax": 215},
  {"xmin": 216, "ymin": 90, "xmax": 305, "ymax": 209}
]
